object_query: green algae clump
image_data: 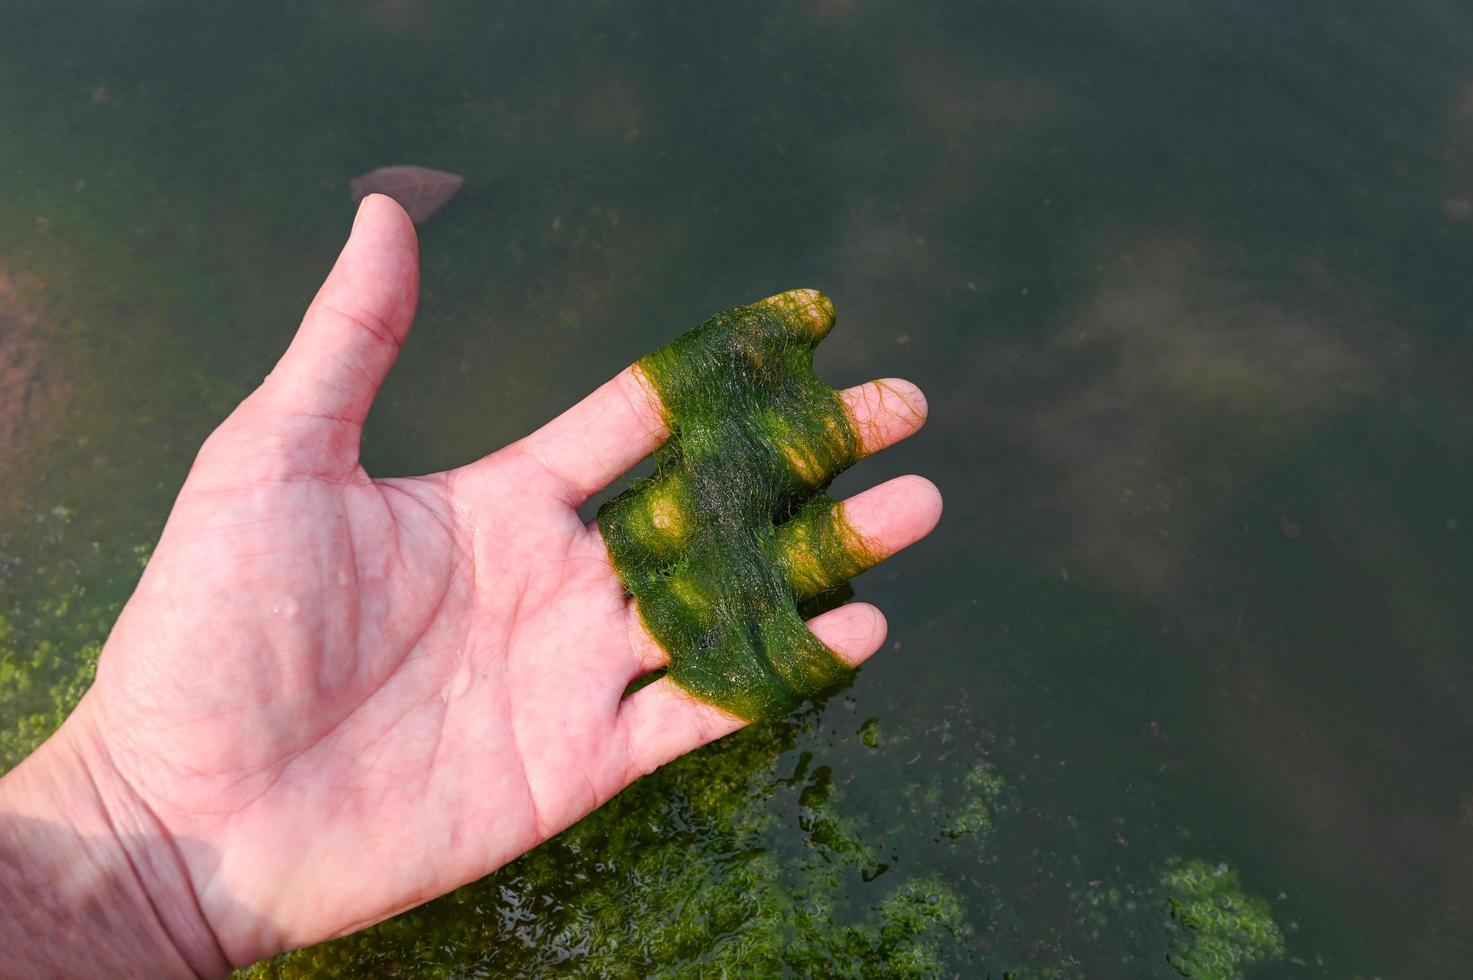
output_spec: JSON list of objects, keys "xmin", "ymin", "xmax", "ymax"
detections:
[
  {"xmin": 241, "ymin": 710, "xmax": 982, "ymax": 979},
  {"xmin": 1162, "ymin": 858, "xmax": 1285, "ymax": 978},
  {"xmin": 598, "ymin": 288, "xmax": 878, "ymax": 721}
]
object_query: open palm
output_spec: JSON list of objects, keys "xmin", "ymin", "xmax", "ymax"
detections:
[{"xmin": 68, "ymin": 196, "xmax": 941, "ymax": 968}]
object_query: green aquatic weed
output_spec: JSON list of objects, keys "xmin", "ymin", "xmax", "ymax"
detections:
[
  {"xmin": 597, "ymin": 289, "xmax": 878, "ymax": 721},
  {"xmin": 939, "ymin": 765, "xmax": 1006, "ymax": 839},
  {"xmin": 242, "ymin": 713, "xmax": 978, "ymax": 979},
  {"xmin": 1162, "ymin": 858, "xmax": 1285, "ymax": 978},
  {"xmin": 1064, "ymin": 857, "xmax": 1285, "ymax": 978},
  {"xmin": 0, "ymin": 532, "xmax": 147, "ymax": 773}
]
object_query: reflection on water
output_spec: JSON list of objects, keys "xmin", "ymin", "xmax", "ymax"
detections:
[
  {"xmin": 990, "ymin": 231, "xmax": 1386, "ymax": 594},
  {"xmin": 4, "ymin": 0, "xmax": 1473, "ymax": 974}
]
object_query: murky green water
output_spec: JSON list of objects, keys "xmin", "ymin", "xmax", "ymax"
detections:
[{"xmin": 4, "ymin": 0, "xmax": 1472, "ymax": 975}]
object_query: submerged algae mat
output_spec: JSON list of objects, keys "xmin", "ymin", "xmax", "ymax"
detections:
[
  {"xmin": 238, "ymin": 562, "xmax": 1287, "ymax": 978},
  {"xmin": 0, "ymin": 523, "xmax": 1290, "ymax": 976},
  {"xmin": 241, "ymin": 718, "xmax": 1276, "ymax": 978},
  {"xmin": 599, "ymin": 288, "xmax": 876, "ymax": 720}
]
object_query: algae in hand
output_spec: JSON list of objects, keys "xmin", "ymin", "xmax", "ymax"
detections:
[{"xmin": 598, "ymin": 288, "xmax": 878, "ymax": 721}]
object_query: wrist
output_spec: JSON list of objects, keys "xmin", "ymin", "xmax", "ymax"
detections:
[{"xmin": 0, "ymin": 703, "xmax": 232, "ymax": 978}]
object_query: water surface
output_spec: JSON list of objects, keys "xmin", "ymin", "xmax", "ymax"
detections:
[{"xmin": 3, "ymin": 1, "xmax": 1471, "ymax": 975}]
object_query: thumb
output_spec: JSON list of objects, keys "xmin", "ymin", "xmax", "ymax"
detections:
[{"xmin": 259, "ymin": 193, "xmax": 420, "ymax": 439}]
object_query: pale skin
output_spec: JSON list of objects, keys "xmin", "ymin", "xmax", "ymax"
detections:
[{"xmin": 0, "ymin": 195, "xmax": 942, "ymax": 977}]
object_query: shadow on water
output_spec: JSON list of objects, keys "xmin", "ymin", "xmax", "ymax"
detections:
[{"xmin": 2, "ymin": 0, "xmax": 1472, "ymax": 975}]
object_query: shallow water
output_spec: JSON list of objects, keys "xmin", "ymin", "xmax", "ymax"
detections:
[{"xmin": 3, "ymin": 0, "xmax": 1471, "ymax": 975}]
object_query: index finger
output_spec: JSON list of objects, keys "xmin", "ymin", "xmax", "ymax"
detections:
[{"xmin": 509, "ymin": 364, "xmax": 669, "ymax": 506}]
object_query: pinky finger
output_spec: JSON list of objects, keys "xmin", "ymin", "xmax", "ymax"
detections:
[{"xmin": 618, "ymin": 602, "xmax": 889, "ymax": 779}]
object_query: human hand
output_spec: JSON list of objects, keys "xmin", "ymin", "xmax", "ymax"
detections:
[{"xmin": 0, "ymin": 195, "xmax": 940, "ymax": 975}]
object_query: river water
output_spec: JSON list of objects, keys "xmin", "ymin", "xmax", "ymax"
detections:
[{"xmin": 3, "ymin": 1, "xmax": 1471, "ymax": 976}]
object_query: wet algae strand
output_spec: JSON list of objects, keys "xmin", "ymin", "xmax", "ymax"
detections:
[{"xmin": 597, "ymin": 289, "xmax": 879, "ymax": 721}]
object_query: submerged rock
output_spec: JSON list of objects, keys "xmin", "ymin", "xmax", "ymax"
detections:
[{"xmin": 349, "ymin": 165, "xmax": 464, "ymax": 224}]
